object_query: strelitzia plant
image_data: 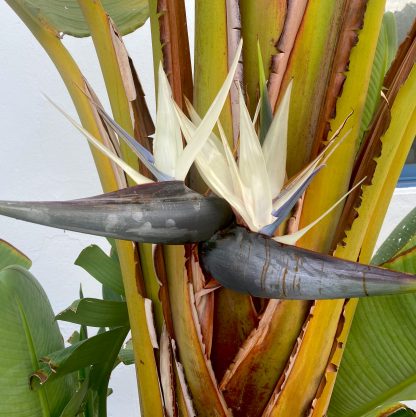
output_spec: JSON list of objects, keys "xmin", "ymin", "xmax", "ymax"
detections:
[
  {"xmin": 2, "ymin": 0, "xmax": 416, "ymax": 416},
  {"xmin": 1, "ymin": 44, "xmax": 412, "ymax": 300}
]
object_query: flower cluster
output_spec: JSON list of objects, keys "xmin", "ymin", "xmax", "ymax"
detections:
[{"xmin": 50, "ymin": 40, "xmax": 354, "ymax": 245}]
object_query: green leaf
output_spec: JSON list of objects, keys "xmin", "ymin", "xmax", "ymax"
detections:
[
  {"xmin": 88, "ymin": 330, "xmax": 128, "ymax": 390},
  {"xmin": 78, "ymin": 285, "xmax": 89, "ymax": 343},
  {"xmin": 0, "ymin": 239, "xmax": 31, "ymax": 269},
  {"xmin": 56, "ymin": 298, "xmax": 129, "ymax": 328},
  {"xmin": 62, "ymin": 325, "xmax": 125, "ymax": 416},
  {"xmin": 67, "ymin": 331, "xmax": 81, "ymax": 345},
  {"xmin": 75, "ymin": 244, "xmax": 124, "ymax": 295},
  {"xmin": 102, "ymin": 284, "xmax": 124, "ymax": 302},
  {"xmin": 257, "ymin": 42, "xmax": 273, "ymax": 144},
  {"xmin": 0, "ymin": 265, "xmax": 75, "ymax": 416},
  {"xmin": 59, "ymin": 323, "xmax": 128, "ymax": 416},
  {"xmin": 118, "ymin": 339, "xmax": 134, "ymax": 365},
  {"xmin": 329, "ymin": 293, "xmax": 416, "ymax": 417},
  {"xmin": 372, "ymin": 208, "xmax": 416, "ymax": 265},
  {"xmin": 387, "ymin": 406, "xmax": 416, "ymax": 417},
  {"xmin": 59, "ymin": 376, "xmax": 90, "ymax": 417},
  {"xmin": 31, "ymin": 327, "xmax": 128, "ymax": 387},
  {"xmin": 359, "ymin": 12, "xmax": 398, "ymax": 144},
  {"xmin": 383, "ymin": 12, "xmax": 398, "ymax": 66},
  {"xmin": 58, "ymin": 328, "xmax": 128, "ymax": 417},
  {"xmin": 86, "ymin": 326, "xmax": 129, "ymax": 414},
  {"xmin": 18, "ymin": 0, "xmax": 149, "ymax": 37},
  {"xmin": 383, "ymin": 246, "xmax": 416, "ymax": 273},
  {"xmin": 329, "ymin": 212, "xmax": 416, "ymax": 417},
  {"xmin": 372, "ymin": 404, "xmax": 416, "ymax": 417},
  {"xmin": 103, "ymin": 241, "xmax": 125, "ymax": 299}
]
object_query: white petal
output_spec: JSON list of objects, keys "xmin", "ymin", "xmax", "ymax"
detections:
[
  {"xmin": 174, "ymin": 40, "xmax": 243, "ymax": 180},
  {"xmin": 238, "ymin": 88, "xmax": 272, "ymax": 229},
  {"xmin": 184, "ymin": 97, "xmax": 202, "ymax": 126},
  {"xmin": 96, "ymin": 105, "xmax": 172, "ymax": 181},
  {"xmin": 153, "ymin": 65, "xmax": 183, "ymax": 177},
  {"xmin": 197, "ymin": 154, "xmax": 254, "ymax": 229},
  {"xmin": 217, "ymin": 122, "xmax": 243, "ymax": 199},
  {"xmin": 217, "ymin": 122, "xmax": 254, "ymax": 227},
  {"xmin": 272, "ymin": 127, "xmax": 351, "ymax": 213},
  {"xmin": 45, "ymin": 95, "xmax": 152, "ymax": 185},
  {"xmin": 175, "ymin": 104, "xmax": 254, "ymax": 228},
  {"xmin": 262, "ymin": 81, "xmax": 292, "ymax": 199},
  {"xmin": 272, "ymin": 160, "xmax": 320, "ymax": 213},
  {"xmin": 174, "ymin": 104, "xmax": 233, "ymax": 192},
  {"xmin": 174, "ymin": 102, "xmax": 225, "ymax": 159},
  {"xmin": 253, "ymin": 98, "xmax": 261, "ymax": 125},
  {"xmin": 273, "ymin": 178, "xmax": 365, "ymax": 245},
  {"xmin": 183, "ymin": 98, "xmax": 227, "ymax": 158}
]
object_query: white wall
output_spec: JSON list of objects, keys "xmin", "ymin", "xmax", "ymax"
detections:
[
  {"xmin": 376, "ymin": 188, "xmax": 416, "ymax": 246},
  {"xmin": 0, "ymin": 2, "xmax": 414, "ymax": 417},
  {"xmin": 0, "ymin": 3, "xmax": 155, "ymax": 416}
]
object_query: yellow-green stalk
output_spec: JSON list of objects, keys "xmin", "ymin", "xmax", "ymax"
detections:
[
  {"xmin": 6, "ymin": 3, "xmax": 164, "ymax": 415},
  {"xmin": 240, "ymin": 0, "xmax": 286, "ymax": 115}
]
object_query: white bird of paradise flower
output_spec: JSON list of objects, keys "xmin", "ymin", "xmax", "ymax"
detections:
[{"xmin": 46, "ymin": 39, "xmax": 360, "ymax": 245}]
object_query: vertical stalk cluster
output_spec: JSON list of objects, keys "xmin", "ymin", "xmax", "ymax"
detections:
[{"xmin": 5, "ymin": 1, "xmax": 416, "ymax": 416}]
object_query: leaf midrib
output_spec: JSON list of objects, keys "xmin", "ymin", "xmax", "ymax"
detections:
[
  {"xmin": 347, "ymin": 372, "xmax": 416, "ymax": 417},
  {"xmin": 16, "ymin": 296, "xmax": 51, "ymax": 417}
]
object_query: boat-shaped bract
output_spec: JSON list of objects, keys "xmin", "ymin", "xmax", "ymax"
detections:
[
  {"xmin": 199, "ymin": 226, "xmax": 416, "ymax": 299},
  {"xmin": 0, "ymin": 182, "xmax": 232, "ymax": 244}
]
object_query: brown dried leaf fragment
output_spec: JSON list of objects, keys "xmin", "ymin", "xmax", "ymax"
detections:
[
  {"xmin": 129, "ymin": 58, "xmax": 155, "ymax": 179},
  {"xmin": 171, "ymin": 339, "xmax": 197, "ymax": 417},
  {"xmin": 311, "ymin": 0, "xmax": 368, "ymax": 157},
  {"xmin": 157, "ymin": 0, "xmax": 193, "ymax": 108},
  {"xmin": 189, "ymin": 246, "xmax": 214, "ymax": 357},
  {"xmin": 83, "ymin": 79, "xmax": 128, "ymax": 189},
  {"xmin": 268, "ymin": 0, "xmax": 308, "ymax": 110},
  {"xmin": 153, "ymin": 244, "xmax": 175, "ymax": 337},
  {"xmin": 164, "ymin": 245, "xmax": 231, "ymax": 416},
  {"xmin": 108, "ymin": 17, "xmax": 136, "ymax": 102},
  {"xmin": 160, "ymin": 325, "xmax": 177, "ymax": 417}
]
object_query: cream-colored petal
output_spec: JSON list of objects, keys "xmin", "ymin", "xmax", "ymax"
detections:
[
  {"xmin": 153, "ymin": 65, "xmax": 183, "ymax": 177},
  {"xmin": 262, "ymin": 81, "xmax": 292, "ymax": 199},
  {"xmin": 272, "ymin": 128, "xmax": 351, "ymax": 213},
  {"xmin": 183, "ymin": 98, "xmax": 226, "ymax": 158},
  {"xmin": 174, "ymin": 40, "xmax": 243, "ymax": 180},
  {"xmin": 253, "ymin": 98, "xmax": 261, "ymax": 125},
  {"xmin": 217, "ymin": 122, "xmax": 255, "ymax": 227},
  {"xmin": 217, "ymin": 122, "xmax": 244, "ymax": 200},
  {"xmin": 273, "ymin": 178, "xmax": 365, "ymax": 245},
  {"xmin": 174, "ymin": 104, "xmax": 253, "ymax": 226},
  {"xmin": 238, "ymin": 88, "xmax": 272, "ymax": 229}
]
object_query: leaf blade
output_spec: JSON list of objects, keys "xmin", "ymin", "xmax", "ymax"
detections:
[
  {"xmin": 0, "ymin": 266, "xmax": 75, "ymax": 416},
  {"xmin": 175, "ymin": 40, "xmax": 243, "ymax": 180},
  {"xmin": 56, "ymin": 298, "xmax": 129, "ymax": 327},
  {"xmin": 31, "ymin": 327, "xmax": 128, "ymax": 386},
  {"xmin": 329, "ymin": 212, "xmax": 416, "ymax": 417},
  {"xmin": 0, "ymin": 239, "xmax": 31, "ymax": 270},
  {"xmin": 262, "ymin": 80, "xmax": 292, "ymax": 199},
  {"xmin": 75, "ymin": 244, "xmax": 124, "ymax": 296},
  {"xmin": 17, "ymin": 0, "xmax": 149, "ymax": 37}
]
